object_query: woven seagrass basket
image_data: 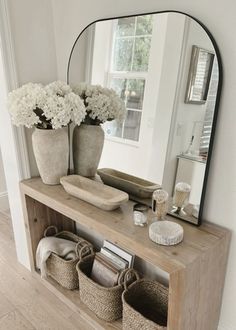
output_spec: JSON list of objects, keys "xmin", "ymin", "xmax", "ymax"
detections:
[
  {"xmin": 122, "ymin": 269, "xmax": 168, "ymax": 330},
  {"xmin": 44, "ymin": 226, "xmax": 93, "ymax": 290},
  {"xmin": 76, "ymin": 253, "xmax": 129, "ymax": 322}
]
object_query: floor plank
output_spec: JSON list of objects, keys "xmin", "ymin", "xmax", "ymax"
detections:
[
  {"xmin": 0, "ymin": 210, "xmax": 94, "ymax": 330},
  {"xmin": 0, "ymin": 290, "xmax": 15, "ymax": 319},
  {"xmin": 0, "ymin": 310, "xmax": 35, "ymax": 330}
]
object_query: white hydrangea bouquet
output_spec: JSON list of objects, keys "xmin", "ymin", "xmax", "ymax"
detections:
[
  {"xmin": 72, "ymin": 83, "xmax": 126, "ymax": 125},
  {"xmin": 7, "ymin": 81, "xmax": 86, "ymax": 129}
]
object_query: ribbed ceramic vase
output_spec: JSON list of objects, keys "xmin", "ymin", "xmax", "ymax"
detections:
[
  {"xmin": 32, "ymin": 127, "xmax": 69, "ymax": 185},
  {"xmin": 73, "ymin": 124, "xmax": 104, "ymax": 177}
]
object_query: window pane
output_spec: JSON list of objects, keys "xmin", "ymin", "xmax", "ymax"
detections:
[
  {"xmin": 110, "ymin": 78, "xmax": 127, "ymax": 100},
  {"xmin": 136, "ymin": 15, "xmax": 154, "ymax": 35},
  {"xmin": 110, "ymin": 78, "xmax": 145, "ymax": 110},
  {"xmin": 126, "ymin": 79, "xmax": 145, "ymax": 110},
  {"xmin": 190, "ymin": 51, "xmax": 213, "ymax": 101},
  {"xmin": 103, "ymin": 120, "xmax": 123, "ymax": 138},
  {"xmin": 132, "ymin": 36, "xmax": 152, "ymax": 71},
  {"xmin": 123, "ymin": 110, "xmax": 142, "ymax": 141},
  {"xmin": 112, "ymin": 38, "xmax": 133, "ymax": 71},
  {"xmin": 115, "ymin": 17, "xmax": 135, "ymax": 37}
]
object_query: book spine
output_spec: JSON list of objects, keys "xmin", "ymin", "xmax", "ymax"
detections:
[{"xmin": 101, "ymin": 248, "xmax": 127, "ymax": 269}]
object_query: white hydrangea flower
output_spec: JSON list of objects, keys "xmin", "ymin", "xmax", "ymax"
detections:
[
  {"xmin": 45, "ymin": 80, "xmax": 72, "ymax": 97},
  {"xmin": 72, "ymin": 83, "xmax": 87, "ymax": 97},
  {"xmin": 72, "ymin": 83, "xmax": 126, "ymax": 125},
  {"xmin": 65, "ymin": 93, "xmax": 86, "ymax": 126},
  {"xmin": 7, "ymin": 81, "xmax": 86, "ymax": 129},
  {"xmin": 87, "ymin": 94, "xmax": 112, "ymax": 122},
  {"xmin": 7, "ymin": 83, "xmax": 46, "ymax": 128},
  {"xmin": 41, "ymin": 94, "xmax": 71, "ymax": 129}
]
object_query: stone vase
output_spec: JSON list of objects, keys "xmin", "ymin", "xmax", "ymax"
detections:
[
  {"xmin": 32, "ymin": 127, "xmax": 69, "ymax": 185},
  {"xmin": 73, "ymin": 124, "xmax": 104, "ymax": 177}
]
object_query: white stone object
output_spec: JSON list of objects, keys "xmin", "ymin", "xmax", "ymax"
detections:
[
  {"xmin": 149, "ymin": 221, "xmax": 184, "ymax": 246},
  {"xmin": 73, "ymin": 124, "xmax": 104, "ymax": 177},
  {"xmin": 32, "ymin": 127, "xmax": 69, "ymax": 185}
]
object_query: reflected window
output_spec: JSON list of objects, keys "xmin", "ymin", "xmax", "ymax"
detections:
[
  {"xmin": 104, "ymin": 15, "xmax": 153, "ymax": 142},
  {"xmin": 112, "ymin": 16, "xmax": 153, "ymax": 72},
  {"xmin": 199, "ymin": 58, "xmax": 219, "ymax": 155}
]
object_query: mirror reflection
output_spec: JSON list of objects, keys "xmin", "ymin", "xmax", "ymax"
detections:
[{"xmin": 68, "ymin": 12, "xmax": 219, "ymax": 225}]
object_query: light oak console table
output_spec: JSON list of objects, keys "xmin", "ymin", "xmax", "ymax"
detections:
[{"xmin": 20, "ymin": 177, "xmax": 230, "ymax": 330}]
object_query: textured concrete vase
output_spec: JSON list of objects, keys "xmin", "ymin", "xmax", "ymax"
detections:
[
  {"xmin": 32, "ymin": 128, "xmax": 69, "ymax": 185},
  {"xmin": 73, "ymin": 124, "xmax": 104, "ymax": 177}
]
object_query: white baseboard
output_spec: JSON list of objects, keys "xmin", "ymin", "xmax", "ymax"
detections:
[{"xmin": 0, "ymin": 191, "xmax": 9, "ymax": 211}]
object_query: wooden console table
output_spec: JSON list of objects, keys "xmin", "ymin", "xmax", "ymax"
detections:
[{"xmin": 20, "ymin": 177, "xmax": 230, "ymax": 330}]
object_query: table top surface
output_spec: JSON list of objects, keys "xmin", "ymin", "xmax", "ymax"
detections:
[
  {"xmin": 177, "ymin": 153, "xmax": 207, "ymax": 164},
  {"xmin": 20, "ymin": 177, "xmax": 230, "ymax": 274}
]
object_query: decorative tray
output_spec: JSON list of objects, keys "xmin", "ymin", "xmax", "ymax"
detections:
[
  {"xmin": 60, "ymin": 175, "xmax": 129, "ymax": 211},
  {"xmin": 97, "ymin": 168, "xmax": 161, "ymax": 199},
  {"xmin": 149, "ymin": 221, "xmax": 184, "ymax": 246}
]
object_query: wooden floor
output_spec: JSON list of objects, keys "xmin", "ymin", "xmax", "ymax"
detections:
[{"xmin": 0, "ymin": 209, "xmax": 93, "ymax": 330}]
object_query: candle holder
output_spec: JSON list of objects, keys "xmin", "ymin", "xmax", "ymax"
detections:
[
  {"xmin": 133, "ymin": 203, "xmax": 149, "ymax": 226},
  {"xmin": 152, "ymin": 189, "xmax": 169, "ymax": 220},
  {"xmin": 172, "ymin": 182, "xmax": 191, "ymax": 216}
]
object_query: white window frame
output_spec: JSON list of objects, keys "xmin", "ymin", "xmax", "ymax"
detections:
[{"xmin": 104, "ymin": 17, "xmax": 154, "ymax": 145}]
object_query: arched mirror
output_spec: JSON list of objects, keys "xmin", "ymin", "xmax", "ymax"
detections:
[{"xmin": 67, "ymin": 12, "xmax": 222, "ymax": 225}]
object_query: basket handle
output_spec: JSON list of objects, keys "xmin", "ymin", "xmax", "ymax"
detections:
[
  {"xmin": 118, "ymin": 268, "xmax": 130, "ymax": 285},
  {"xmin": 44, "ymin": 225, "xmax": 58, "ymax": 237},
  {"xmin": 123, "ymin": 268, "xmax": 140, "ymax": 291},
  {"xmin": 76, "ymin": 241, "xmax": 94, "ymax": 259}
]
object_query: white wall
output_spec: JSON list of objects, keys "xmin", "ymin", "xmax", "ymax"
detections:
[
  {"xmin": 7, "ymin": 0, "xmax": 57, "ymax": 85},
  {"xmin": 7, "ymin": 0, "xmax": 58, "ymax": 177},
  {"xmin": 69, "ymin": 28, "xmax": 90, "ymax": 85},
  {"xmin": 6, "ymin": 0, "xmax": 236, "ymax": 329},
  {"xmin": 147, "ymin": 13, "xmax": 186, "ymax": 184}
]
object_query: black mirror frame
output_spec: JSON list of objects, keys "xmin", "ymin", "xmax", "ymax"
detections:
[{"xmin": 67, "ymin": 10, "xmax": 223, "ymax": 226}]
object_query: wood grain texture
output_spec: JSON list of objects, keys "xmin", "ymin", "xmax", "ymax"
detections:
[
  {"xmin": 0, "ymin": 310, "xmax": 35, "ymax": 330},
  {"xmin": 24, "ymin": 195, "xmax": 75, "ymax": 268},
  {"xmin": 0, "ymin": 291, "xmax": 15, "ymax": 319},
  {"xmin": 0, "ymin": 210, "xmax": 94, "ymax": 330},
  {"xmin": 61, "ymin": 175, "xmax": 129, "ymax": 211},
  {"xmin": 168, "ymin": 230, "xmax": 231, "ymax": 330},
  {"xmin": 20, "ymin": 177, "xmax": 231, "ymax": 330},
  {"xmin": 37, "ymin": 274, "xmax": 122, "ymax": 330}
]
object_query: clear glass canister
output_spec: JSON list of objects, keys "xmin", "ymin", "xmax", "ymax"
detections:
[{"xmin": 133, "ymin": 203, "xmax": 149, "ymax": 226}]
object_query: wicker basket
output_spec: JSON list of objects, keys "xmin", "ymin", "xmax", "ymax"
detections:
[
  {"xmin": 44, "ymin": 226, "xmax": 93, "ymax": 290},
  {"xmin": 76, "ymin": 253, "xmax": 129, "ymax": 322},
  {"xmin": 122, "ymin": 269, "xmax": 168, "ymax": 330}
]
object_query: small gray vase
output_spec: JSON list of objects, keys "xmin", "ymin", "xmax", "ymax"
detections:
[
  {"xmin": 32, "ymin": 127, "xmax": 69, "ymax": 185},
  {"xmin": 73, "ymin": 124, "xmax": 104, "ymax": 177}
]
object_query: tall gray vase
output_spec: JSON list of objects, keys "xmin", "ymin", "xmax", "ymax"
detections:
[
  {"xmin": 32, "ymin": 127, "xmax": 69, "ymax": 185},
  {"xmin": 73, "ymin": 124, "xmax": 104, "ymax": 177}
]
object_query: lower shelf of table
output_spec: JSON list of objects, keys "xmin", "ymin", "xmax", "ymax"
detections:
[{"xmin": 34, "ymin": 271, "xmax": 122, "ymax": 330}]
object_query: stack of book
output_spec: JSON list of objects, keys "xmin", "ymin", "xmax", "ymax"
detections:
[{"xmin": 91, "ymin": 241, "xmax": 134, "ymax": 287}]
